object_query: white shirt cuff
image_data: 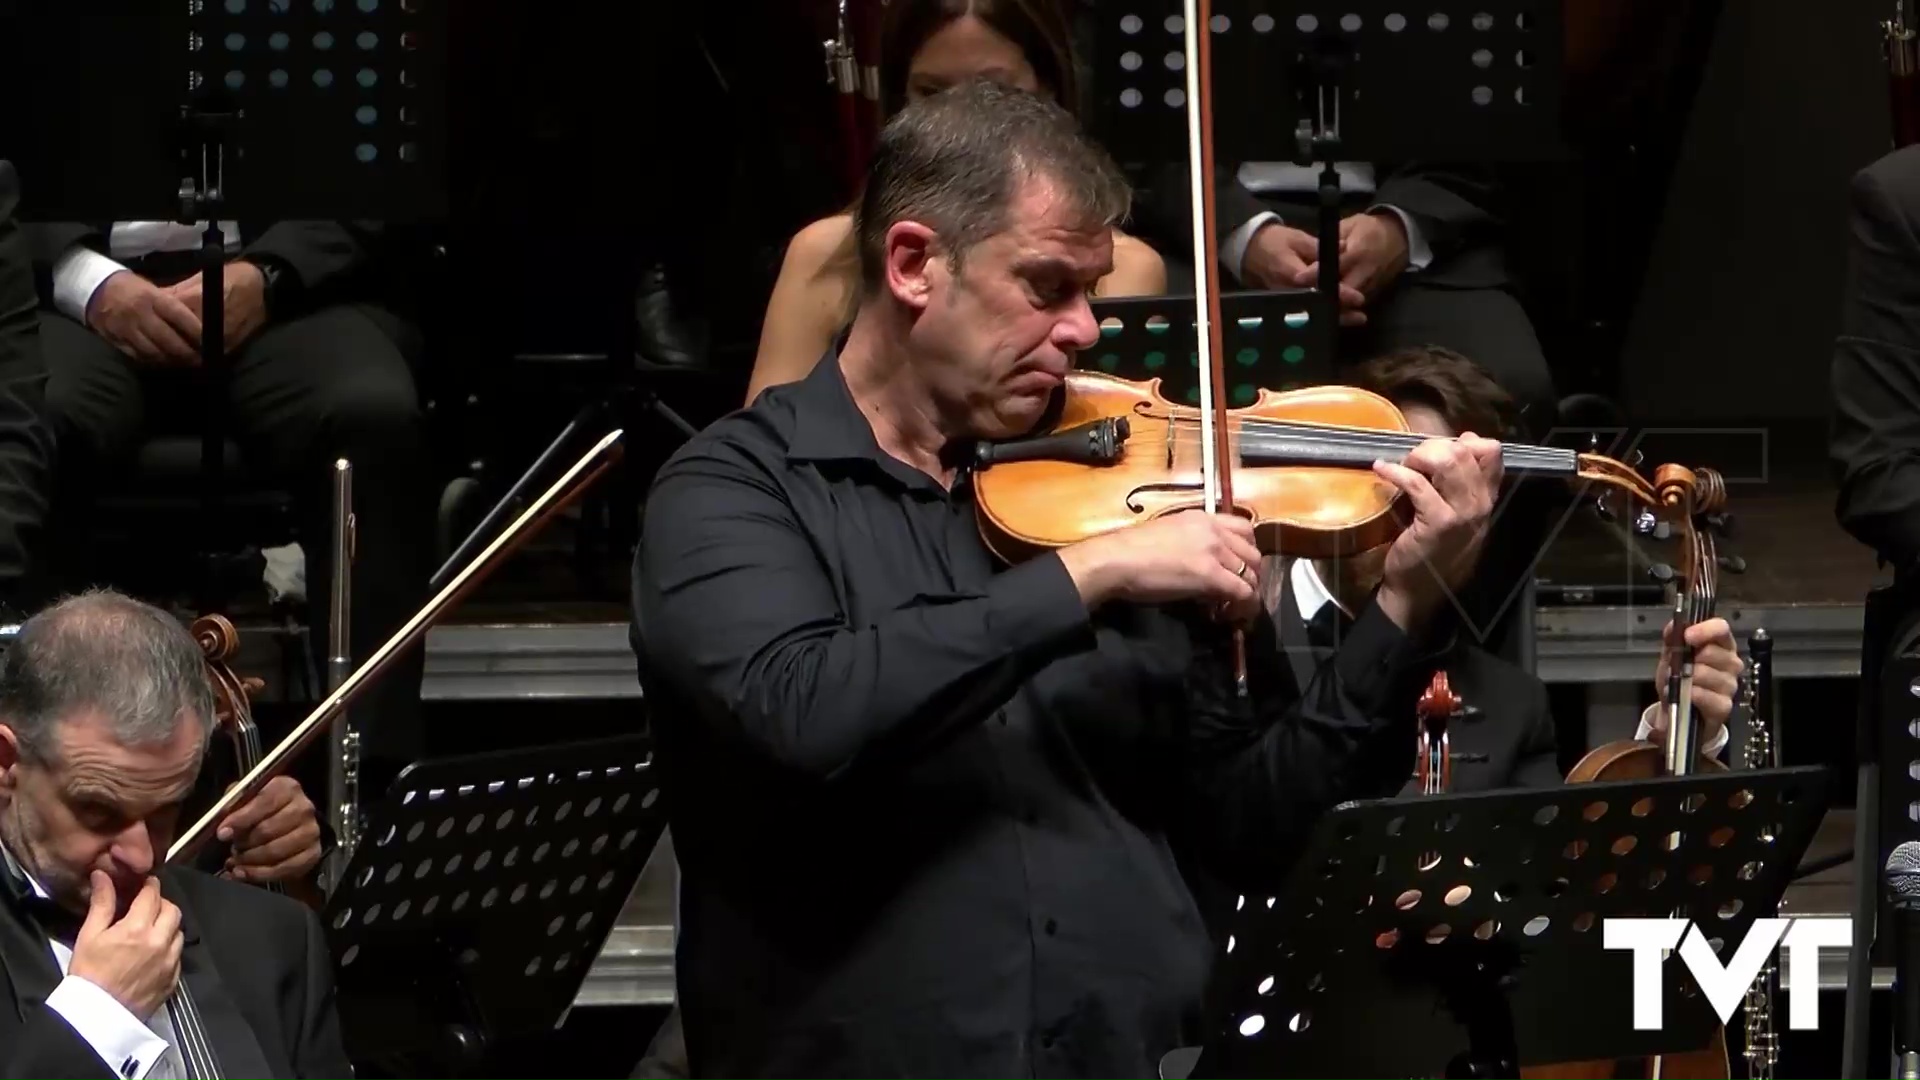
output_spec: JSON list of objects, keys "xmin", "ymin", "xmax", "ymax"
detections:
[
  {"xmin": 50, "ymin": 246, "xmax": 129, "ymax": 326},
  {"xmin": 1223, "ymin": 210, "xmax": 1281, "ymax": 285},
  {"xmin": 45, "ymin": 975, "xmax": 169, "ymax": 1079},
  {"xmin": 1635, "ymin": 702, "xmax": 1730, "ymax": 756},
  {"xmin": 1367, "ymin": 204, "xmax": 1433, "ymax": 272}
]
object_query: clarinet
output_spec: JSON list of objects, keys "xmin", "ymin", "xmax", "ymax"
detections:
[{"xmin": 1741, "ymin": 627, "xmax": 1780, "ymax": 1079}]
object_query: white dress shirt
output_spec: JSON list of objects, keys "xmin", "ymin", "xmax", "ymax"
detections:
[
  {"xmin": 1221, "ymin": 161, "xmax": 1434, "ymax": 287},
  {"xmin": 48, "ymin": 221, "xmax": 240, "ymax": 325},
  {"xmin": 1289, "ymin": 558, "xmax": 1729, "ymax": 756},
  {"xmin": 8, "ymin": 851, "xmax": 179, "ymax": 1080}
]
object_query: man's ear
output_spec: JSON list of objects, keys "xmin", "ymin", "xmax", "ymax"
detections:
[
  {"xmin": 0, "ymin": 725, "xmax": 20, "ymax": 797},
  {"xmin": 883, "ymin": 220, "xmax": 941, "ymax": 312}
]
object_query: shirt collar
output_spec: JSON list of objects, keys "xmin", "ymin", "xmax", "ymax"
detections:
[
  {"xmin": 0, "ymin": 838, "xmax": 48, "ymax": 900},
  {"xmin": 782, "ymin": 346, "xmax": 974, "ymax": 493},
  {"xmin": 1291, "ymin": 557, "xmax": 1344, "ymax": 621},
  {"xmin": 784, "ymin": 347, "xmax": 887, "ymax": 464}
]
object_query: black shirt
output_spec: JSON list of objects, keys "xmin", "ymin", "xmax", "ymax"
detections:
[{"xmin": 633, "ymin": 354, "xmax": 1441, "ymax": 1078}]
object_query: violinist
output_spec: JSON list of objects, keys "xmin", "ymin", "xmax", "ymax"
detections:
[
  {"xmin": 633, "ymin": 80, "xmax": 1502, "ymax": 1078},
  {"xmin": 1267, "ymin": 346, "xmax": 1745, "ymax": 791},
  {"xmin": 744, "ymin": 0, "xmax": 1167, "ymax": 405},
  {"xmin": 0, "ymin": 590, "xmax": 344, "ymax": 1079}
]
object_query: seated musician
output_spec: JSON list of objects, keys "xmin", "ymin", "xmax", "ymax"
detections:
[
  {"xmin": 633, "ymin": 80, "xmax": 1504, "ymax": 1077},
  {"xmin": 1267, "ymin": 346, "xmax": 1744, "ymax": 790},
  {"xmin": 23, "ymin": 206, "xmax": 429, "ymax": 798},
  {"xmin": 0, "ymin": 589, "xmax": 345, "ymax": 1078},
  {"xmin": 0, "ymin": 161, "xmax": 55, "ymax": 616},
  {"xmin": 744, "ymin": 0, "xmax": 1166, "ymax": 405}
]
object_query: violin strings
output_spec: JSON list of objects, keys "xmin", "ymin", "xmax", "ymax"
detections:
[{"xmin": 1153, "ymin": 423, "xmax": 1580, "ymax": 474}]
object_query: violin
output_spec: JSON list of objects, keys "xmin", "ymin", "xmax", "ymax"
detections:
[
  {"xmin": 1415, "ymin": 671, "xmax": 1464, "ymax": 797},
  {"xmin": 971, "ymin": 371, "xmax": 1692, "ymax": 567},
  {"xmin": 1524, "ymin": 463, "xmax": 1735, "ymax": 1080}
]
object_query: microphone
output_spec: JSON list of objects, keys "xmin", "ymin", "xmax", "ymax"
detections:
[{"xmin": 1888, "ymin": 841, "xmax": 1920, "ymax": 1080}]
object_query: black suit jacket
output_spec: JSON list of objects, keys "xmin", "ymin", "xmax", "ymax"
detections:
[
  {"xmin": 1267, "ymin": 572, "xmax": 1560, "ymax": 793},
  {"xmin": 0, "ymin": 866, "xmax": 351, "ymax": 1079},
  {"xmin": 0, "ymin": 161, "xmax": 59, "ymax": 611},
  {"xmin": 25, "ymin": 218, "xmax": 386, "ymax": 318},
  {"xmin": 1832, "ymin": 144, "xmax": 1920, "ymax": 573},
  {"xmin": 1132, "ymin": 163, "xmax": 1511, "ymax": 291}
]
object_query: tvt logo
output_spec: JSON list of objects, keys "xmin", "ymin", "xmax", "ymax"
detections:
[{"xmin": 1604, "ymin": 917, "xmax": 1851, "ymax": 1031}]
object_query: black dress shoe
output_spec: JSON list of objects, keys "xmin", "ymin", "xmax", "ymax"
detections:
[{"xmin": 634, "ymin": 261, "xmax": 711, "ymax": 371}]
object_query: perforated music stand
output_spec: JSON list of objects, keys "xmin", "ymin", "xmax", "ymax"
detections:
[
  {"xmin": 1161, "ymin": 765, "xmax": 1832, "ymax": 1078},
  {"xmin": 321, "ymin": 734, "xmax": 664, "ymax": 1073},
  {"xmin": 1088, "ymin": 290, "xmax": 1332, "ymax": 406}
]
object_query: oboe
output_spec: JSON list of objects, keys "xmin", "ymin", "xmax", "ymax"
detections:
[{"xmin": 1741, "ymin": 627, "xmax": 1780, "ymax": 1079}]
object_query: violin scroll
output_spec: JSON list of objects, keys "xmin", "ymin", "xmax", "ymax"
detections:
[{"xmin": 191, "ymin": 613, "xmax": 264, "ymax": 734}]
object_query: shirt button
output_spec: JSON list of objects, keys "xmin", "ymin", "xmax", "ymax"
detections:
[{"xmin": 1044, "ymin": 917, "xmax": 1058, "ymax": 935}]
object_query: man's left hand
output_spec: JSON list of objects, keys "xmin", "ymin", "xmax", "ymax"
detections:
[
  {"xmin": 1646, "ymin": 617, "xmax": 1744, "ymax": 751},
  {"xmin": 166, "ymin": 260, "xmax": 270, "ymax": 354},
  {"xmin": 216, "ymin": 776, "xmax": 322, "ymax": 885},
  {"xmin": 1305, "ymin": 211, "xmax": 1410, "ymax": 313}
]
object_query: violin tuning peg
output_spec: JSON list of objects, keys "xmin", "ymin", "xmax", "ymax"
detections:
[
  {"xmin": 1632, "ymin": 510, "xmax": 1657, "ymax": 535},
  {"xmin": 1593, "ymin": 493, "xmax": 1617, "ymax": 522},
  {"xmin": 1647, "ymin": 563, "xmax": 1676, "ymax": 584},
  {"xmin": 1653, "ymin": 521, "xmax": 1672, "ymax": 541},
  {"xmin": 1717, "ymin": 553, "xmax": 1748, "ymax": 574},
  {"xmin": 1706, "ymin": 512, "xmax": 1734, "ymax": 536}
]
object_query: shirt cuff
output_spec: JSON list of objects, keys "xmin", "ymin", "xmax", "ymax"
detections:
[
  {"xmin": 1223, "ymin": 211, "xmax": 1281, "ymax": 285},
  {"xmin": 45, "ymin": 975, "xmax": 169, "ymax": 1080},
  {"xmin": 1366, "ymin": 204, "xmax": 1432, "ymax": 272},
  {"xmin": 1635, "ymin": 702, "xmax": 1731, "ymax": 756},
  {"xmin": 50, "ymin": 246, "xmax": 129, "ymax": 325}
]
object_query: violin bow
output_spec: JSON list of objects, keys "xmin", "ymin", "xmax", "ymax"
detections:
[
  {"xmin": 165, "ymin": 428, "xmax": 626, "ymax": 866},
  {"xmin": 1180, "ymin": 0, "xmax": 1247, "ymax": 693}
]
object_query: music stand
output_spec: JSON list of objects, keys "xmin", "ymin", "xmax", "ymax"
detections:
[
  {"xmin": 3, "ymin": 0, "xmax": 445, "ymax": 610},
  {"xmin": 1161, "ymin": 766, "xmax": 1831, "ymax": 1078},
  {"xmin": 321, "ymin": 734, "xmax": 664, "ymax": 1074},
  {"xmin": 1090, "ymin": 1, "xmax": 1564, "ymax": 356},
  {"xmin": 1088, "ymin": 290, "xmax": 1332, "ymax": 406}
]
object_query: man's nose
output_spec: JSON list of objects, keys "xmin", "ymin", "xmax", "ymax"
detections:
[
  {"xmin": 1056, "ymin": 295, "xmax": 1099, "ymax": 352},
  {"xmin": 115, "ymin": 822, "xmax": 155, "ymax": 877}
]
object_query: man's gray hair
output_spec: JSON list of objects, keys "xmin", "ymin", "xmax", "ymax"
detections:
[
  {"xmin": 855, "ymin": 77, "xmax": 1132, "ymax": 293},
  {"xmin": 0, "ymin": 590, "xmax": 215, "ymax": 765}
]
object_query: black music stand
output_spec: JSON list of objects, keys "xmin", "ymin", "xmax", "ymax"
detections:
[
  {"xmin": 1090, "ymin": 1, "xmax": 1563, "ymax": 358},
  {"xmin": 1160, "ymin": 766, "xmax": 1831, "ymax": 1078},
  {"xmin": 1088, "ymin": 290, "xmax": 1332, "ymax": 405},
  {"xmin": 4, "ymin": 0, "xmax": 445, "ymax": 611},
  {"xmin": 321, "ymin": 734, "xmax": 664, "ymax": 1075}
]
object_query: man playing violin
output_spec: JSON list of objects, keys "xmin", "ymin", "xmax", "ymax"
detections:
[
  {"xmin": 633, "ymin": 79, "xmax": 1506, "ymax": 1079},
  {"xmin": 0, "ymin": 589, "xmax": 342, "ymax": 1078},
  {"xmin": 1266, "ymin": 346, "xmax": 1746, "ymax": 792}
]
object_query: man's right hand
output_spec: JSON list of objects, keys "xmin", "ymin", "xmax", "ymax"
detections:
[
  {"xmin": 1240, "ymin": 222, "xmax": 1367, "ymax": 326},
  {"xmin": 84, "ymin": 271, "xmax": 202, "ymax": 366},
  {"xmin": 67, "ymin": 872, "xmax": 183, "ymax": 1020},
  {"xmin": 1059, "ymin": 511, "xmax": 1262, "ymax": 612}
]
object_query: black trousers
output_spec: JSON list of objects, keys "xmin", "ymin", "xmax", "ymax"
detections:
[{"xmin": 39, "ymin": 303, "xmax": 432, "ymax": 779}]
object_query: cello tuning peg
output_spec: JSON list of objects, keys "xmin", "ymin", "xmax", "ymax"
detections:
[
  {"xmin": 1705, "ymin": 512, "xmax": 1734, "ymax": 536},
  {"xmin": 1647, "ymin": 563, "xmax": 1676, "ymax": 584},
  {"xmin": 1717, "ymin": 553, "xmax": 1747, "ymax": 574},
  {"xmin": 1652, "ymin": 521, "xmax": 1672, "ymax": 541},
  {"xmin": 1632, "ymin": 509, "xmax": 1656, "ymax": 535}
]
